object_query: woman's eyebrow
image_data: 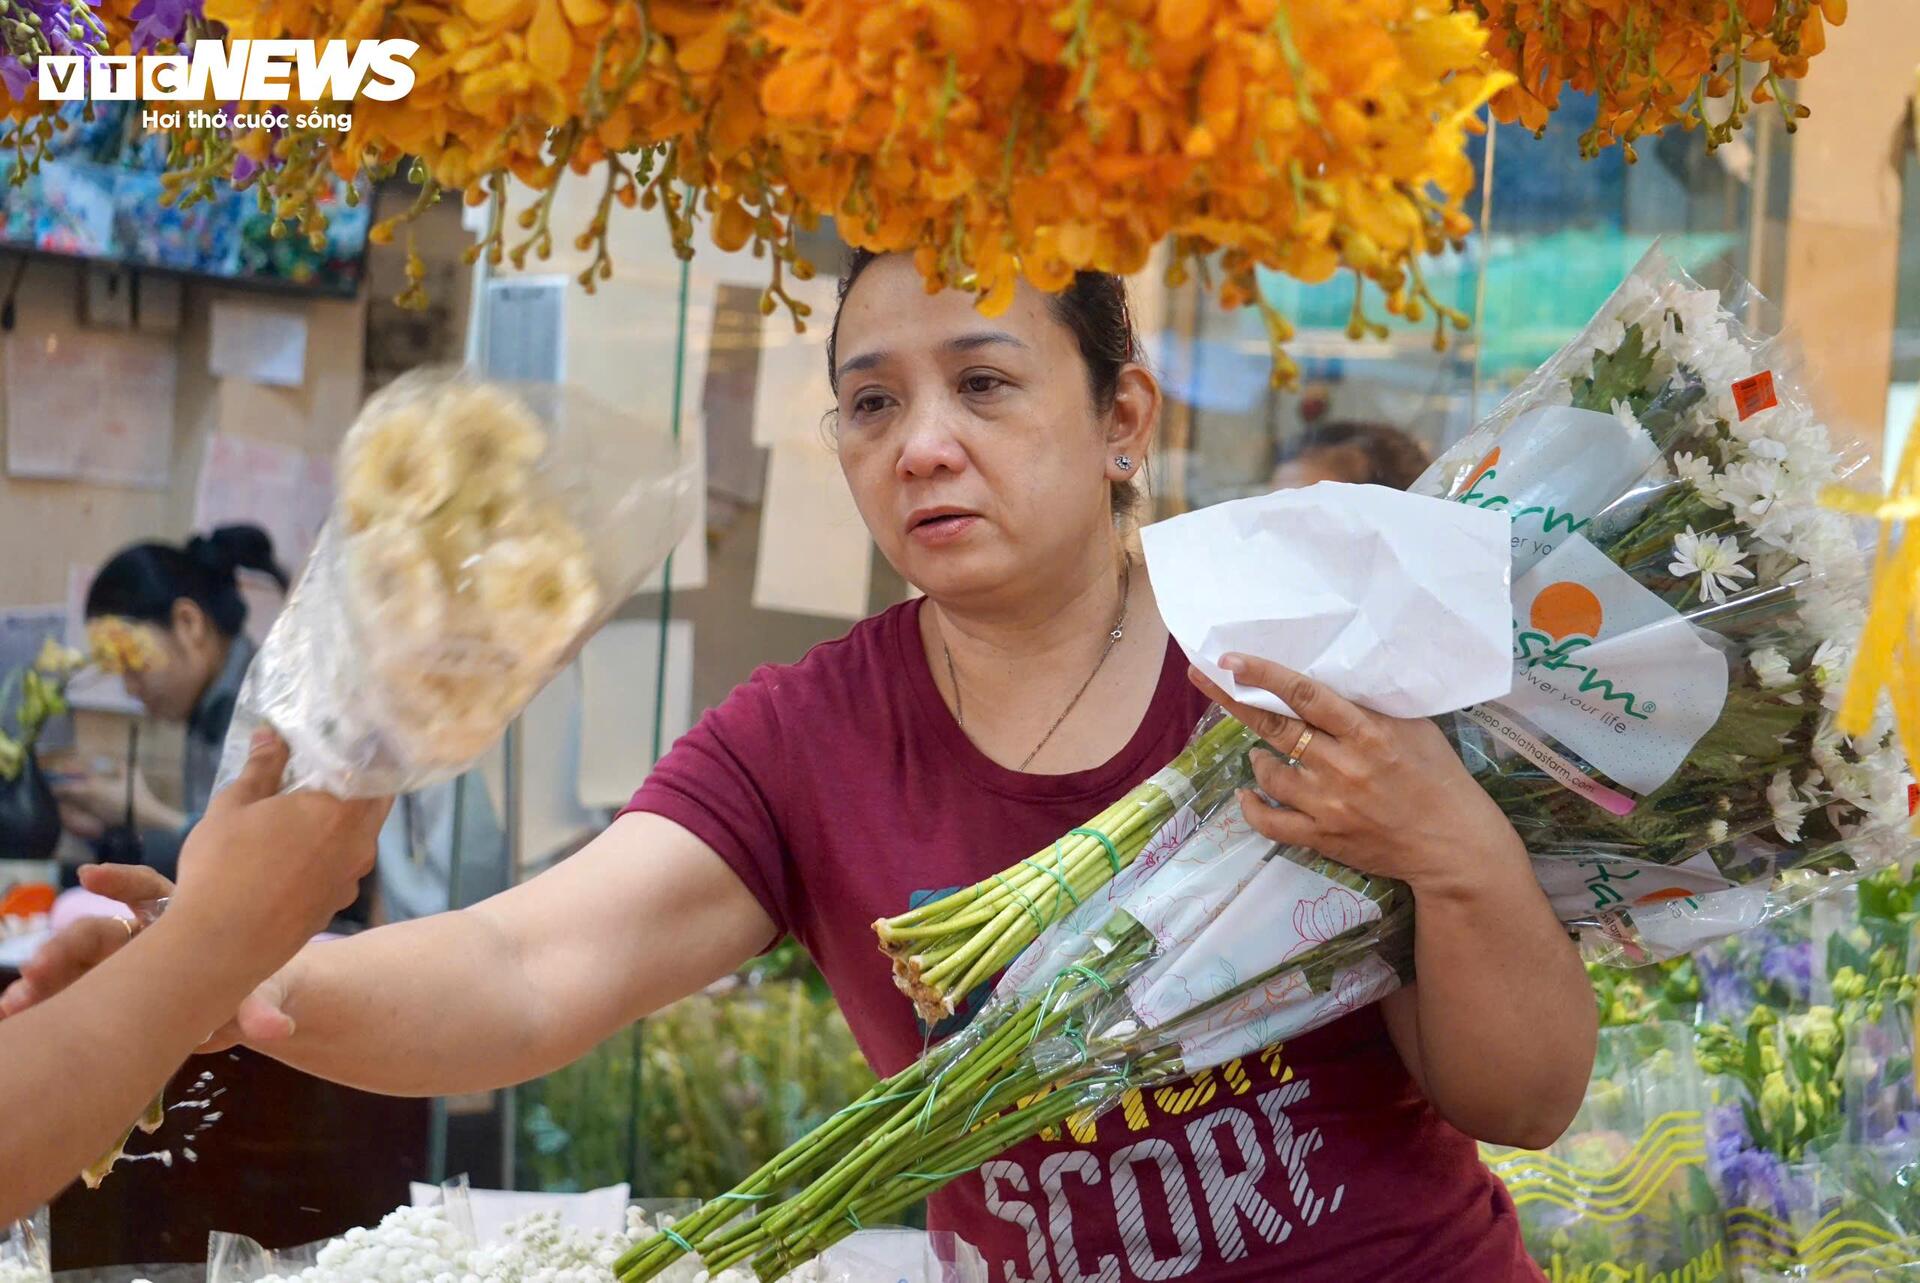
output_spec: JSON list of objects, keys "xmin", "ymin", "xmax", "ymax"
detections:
[
  {"xmin": 946, "ymin": 331, "xmax": 1026, "ymax": 355},
  {"xmin": 836, "ymin": 331, "xmax": 1026, "ymax": 381}
]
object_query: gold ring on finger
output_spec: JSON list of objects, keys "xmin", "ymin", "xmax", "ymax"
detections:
[{"xmin": 1288, "ymin": 727, "xmax": 1314, "ymax": 766}]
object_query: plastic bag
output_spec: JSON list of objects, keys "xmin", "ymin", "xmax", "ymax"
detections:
[
  {"xmin": 1483, "ymin": 1023, "xmax": 1729, "ymax": 1283},
  {"xmin": 206, "ymin": 1186, "xmax": 475, "ymax": 1283},
  {"xmin": 1406, "ymin": 243, "xmax": 1912, "ymax": 964},
  {"xmin": 816, "ymin": 1230, "xmax": 987, "ymax": 1283},
  {"xmin": 0, "ymin": 1209, "xmax": 48, "ymax": 1283},
  {"xmin": 217, "ymin": 369, "xmax": 698, "ymax": 798}
]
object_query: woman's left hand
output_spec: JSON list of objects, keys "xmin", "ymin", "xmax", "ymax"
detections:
[{"xmin": 1192, "ymin": 652, "xmax": 1524, "ymax": 895}]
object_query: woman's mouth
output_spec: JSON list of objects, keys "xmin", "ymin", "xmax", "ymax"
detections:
[{"xmin": 909, "ymin": 512, "xmax": 981, "ymax": 545}]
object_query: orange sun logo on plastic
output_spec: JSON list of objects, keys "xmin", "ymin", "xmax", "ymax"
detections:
[
  {"xmin": 1462, "ymin": 447, "xmax": 1500, "ymax": 496},
  {"xmin": 1529, "ymin": 581, "xmax": 1604, "ymax": 643}
]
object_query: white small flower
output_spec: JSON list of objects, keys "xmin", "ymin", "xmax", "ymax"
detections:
[
  {"xmin": 1670, "ymin": 528, "xmax": 1756, "ymax": 604},
  {"xmin": 1750, "ymin": 647, "xmax": 1797, "ymax": 692},
  {"xmin": 1769, "ymin": 769, "xmax": 1812, "ymax": 844},
  {"xmin": 1707, "ymin": 819, "xmax": 1730, "ymax": 844},
  {"xmin": 1716, "ymin": 458, "xmax": 1784, "ymax": 523},
  {"xmin": 1672, "ymin": 451, "xmax": 1716, "ymax": 492}
]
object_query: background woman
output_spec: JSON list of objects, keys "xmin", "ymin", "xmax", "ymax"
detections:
[
  {"xmin": 21, "ymin": 255, "xmax": 1594, "ymax": 1280},
  {"xmin": 56, "ymin": 525, "xmax": 286, "ymax": 878}
]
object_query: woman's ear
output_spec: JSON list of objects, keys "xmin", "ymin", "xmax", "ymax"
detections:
[
  {"xmin": 171, "ymin": 597, "xmax": 212, "ymax": 648},
  {"xmin": 1104, "ymin": 363, "xmax": 1161, "ymax": 482}
]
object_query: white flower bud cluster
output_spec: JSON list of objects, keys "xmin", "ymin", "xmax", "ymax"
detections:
[
  {"xmin": 236, "ymin": 1203, "xmax": 842, "ymax": 1283},
  {"xmin": 0, "ymin": 1261, "xmax": 47, "ymax": 1283}
]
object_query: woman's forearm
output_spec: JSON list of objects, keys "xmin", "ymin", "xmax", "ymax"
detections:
[
  {"xmin": 265, "ymin": 907, "xmax": 562, "ymax": 1096},
  {"xmin": 0, "ymin": 911, "xmax": 272, "ymax": 1222},
  {"xmin": 1398, "ymin": 837, "xmax": 1597, "ymax": 1150}
]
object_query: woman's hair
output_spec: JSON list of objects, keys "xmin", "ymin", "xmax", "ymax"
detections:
[
  {"xmin": 85, "ymin": 524, "xmax": 289, "ymax": 637},
  {"xmin": 1275, "ymin": 421, "xmax": 1432, "ymax": 492},
  {"xmin": 826, "ymin": 247, "xmax": 1145, "ymax": 521}
]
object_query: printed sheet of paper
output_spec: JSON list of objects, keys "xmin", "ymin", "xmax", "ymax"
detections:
[
  {"xmin": 209, "ymin": 299, "xmax": 309, "ymax": 387},
  {"xmin": 4, "ymin": 328, "xmax": 175, "ymax": 489},
  {"xmin": 192, "ymin": 433, "xmax": 335, "ymax": 644},
  {"xmin": 575, "ymin": 617, "xmax": 694, "ymax": 809},
  {"xmin": 753, "ymin": 435, "xmax": 871, "ymax": 620}
]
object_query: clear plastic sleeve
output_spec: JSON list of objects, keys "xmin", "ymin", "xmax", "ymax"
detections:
[
  {"xmin": 216, "ymin": 369, "xmax": 699, "ymax": 798},
  {"xmin": 1482, "ymin": 1023, "xmax": 1728, "ymax": 1283},
  {"xmin": 0, "ymin": 1209, "xmax": 47, "ymax": 1283}
]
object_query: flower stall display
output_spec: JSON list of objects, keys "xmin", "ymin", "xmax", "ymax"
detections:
[
  {"xmin": 214, "ymin": 369, "xmax": 698, "ymax": 797},
  {"xmin": 1482, "ymin": 1023, "xmax": 1730, "ymax": 1283}
]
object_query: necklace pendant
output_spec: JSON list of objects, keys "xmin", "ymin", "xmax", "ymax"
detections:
[{"xmin": 1110, "ymin": 626, "xmax": 1124, "ymax": 642}]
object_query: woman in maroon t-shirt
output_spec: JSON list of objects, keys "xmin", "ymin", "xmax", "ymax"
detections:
[{"xmin": 17, "ymin": 253, "xmax": 1595, "ymax": 1280}]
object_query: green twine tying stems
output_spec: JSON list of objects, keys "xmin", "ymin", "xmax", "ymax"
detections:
[
  {"xmin": 662, "ymin": 1229, "xmax": 696, "ymax": 1255},
  {"xmin": 917, "ymin": 1059, "xmax": 960, "ymax": 1136},
  {"xmin": 1022, "ymin": 845, "xmax": 1082, "ymax": 914},
  {"xmin": 992, "ymin": 874, "xmax": 1043, "ymax": 933},
  {"xmin": 1070, "ymin": 826, "xmax": 1120, "ymax": 876},
  {"xmin": 1061, "ymin": 964, "xmax": 1112, "ymax": 995},
  {"xmin": 844, "ymin": 1211, "xmax": 864, "ymax": 1231},
  {"xmin": 962, "ymin": 1072, "xmax": 1020, "ymax": 1132},
  {"xmin": 901, "ymin": 1167, "xmax": 977, "ymax": 1181},
  {"xmin": 713, "ymin": 1191, "xmax": 764, "ymax": 1203}
]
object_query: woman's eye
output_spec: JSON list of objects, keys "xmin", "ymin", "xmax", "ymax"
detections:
[
  {"xmin": 961, "ymin": 373, "xmax": 1005, "ymax": 395},
  {"xmin": 851, "ymin": 392, "xmax": 890, "ymax": 417}
]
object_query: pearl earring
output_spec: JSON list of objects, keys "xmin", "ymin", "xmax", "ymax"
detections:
[{"xmin": 1115, "ymin": 455, "xmax": 1133, "ymax": 472}]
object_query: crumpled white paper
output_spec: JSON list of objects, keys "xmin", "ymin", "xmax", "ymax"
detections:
[{"xmin": 1139, "ymin": 481, "xmax": 1513, "ymax": 719}]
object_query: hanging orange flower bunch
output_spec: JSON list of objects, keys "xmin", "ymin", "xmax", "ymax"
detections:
[
  {"xmin": 1, "ymin": 0, "xmax": 1847, "ymax": 370},
  {"xmin": 1473, "ymin": 0, "xmax": 1846, "ymax": 158}
]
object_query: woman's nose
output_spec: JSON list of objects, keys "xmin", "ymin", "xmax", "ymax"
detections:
[{"xmin": 894, "ymin": 398, "xmax": 969, "ymax": 479}]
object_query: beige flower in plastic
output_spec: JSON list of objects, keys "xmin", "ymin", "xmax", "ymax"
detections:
[
  {"xmin": 340, "ymin": 403, "xmax": 459, "ymax": 534},
  {"xmin": 431, "ymin": 384, "xmax": 546, "ymax": 485},
  {"xmin": 471, "ymin": 522, "xmax": 601, "ymax": 662},
  {"xmin": 343, "ymin": 525, "xmax": 448, "ymax": 644}
]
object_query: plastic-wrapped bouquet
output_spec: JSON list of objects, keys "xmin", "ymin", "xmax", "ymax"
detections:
[{"xmin": 217, "ymin": 369, "xmax": 698, "ymax": 797}]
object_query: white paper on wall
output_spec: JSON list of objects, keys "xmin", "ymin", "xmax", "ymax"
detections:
[
  {"xmin": 753, "ymin": 436, "xmax": 871, "ymax": 620},
  {"xmin": 575, "ymin": 617, "xmax": 695, "ymax": 809},
  {"xmin": 209, "ymin": 300, "xmax": 308, "ymax": 388},
  {"xmin": 5, "ymin": 328, "xmax": 175, "ymax": 489}
]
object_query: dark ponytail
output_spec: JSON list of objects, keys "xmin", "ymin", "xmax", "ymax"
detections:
[{"xmin": 86, "ymin": 524, "xmax": 289, "ymax": 638}]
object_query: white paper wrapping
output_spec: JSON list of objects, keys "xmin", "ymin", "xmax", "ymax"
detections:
[{"xmin": 1140, "ymin": 482, "xmax": 1514, "ymax": 719}]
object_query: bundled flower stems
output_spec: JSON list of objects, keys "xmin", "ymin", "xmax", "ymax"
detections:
[
  {"xmin": 217, "ymin": 369, "xmax": 697, "ymax": 797},
  {"xmin": 614, "ymin": 248, "xmax": 1913, "ymax": 1283}
]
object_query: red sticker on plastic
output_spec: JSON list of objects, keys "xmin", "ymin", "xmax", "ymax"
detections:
[
  {"xmin": 1732, "ymin": 370, "xmax": 1778, "ymax": 420},
  {"xmin": 1908, "ymin": 781, "xmax": 1918, "ymax": 816}
]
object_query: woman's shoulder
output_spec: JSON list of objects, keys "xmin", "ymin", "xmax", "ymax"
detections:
[{"xmin": 721, "ymin": 600, "xmax": 920, "ymax": 728}]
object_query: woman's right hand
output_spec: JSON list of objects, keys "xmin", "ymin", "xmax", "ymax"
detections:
[{"xmin": 0, "ymin": 730, "xmax": 389, "ymax": 1047}]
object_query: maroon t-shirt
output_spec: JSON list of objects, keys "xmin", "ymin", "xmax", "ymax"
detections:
[{"xmin": 626, "ymin": 599, "xmax": 1540, "ymax": 1282}]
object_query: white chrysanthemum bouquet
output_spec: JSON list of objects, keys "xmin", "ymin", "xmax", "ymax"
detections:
[{"xmin": 217, "ymin": 370, "xmax": 698, "ymax": 796}]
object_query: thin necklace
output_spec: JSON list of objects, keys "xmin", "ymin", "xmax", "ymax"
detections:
[{"xmin": 943, "ymin": 554, "xmax": 1133, "ymax": 773}]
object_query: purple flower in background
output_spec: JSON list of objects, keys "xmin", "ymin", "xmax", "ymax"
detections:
[
  {"xmin": 1698, "ymin": 953, "xmax": 1754, "ymax": 1022},
  {"xmin": 1, "ymin": 0, "xmax": 107, "ymax": 100},
  {"xmin": 1709, "ymin": 1102, "xmax": 1753, "ymax": 1170},
  {"xmin": 1760, "ymin": 941, "xmax": 1813, "ymax": 1004},
  {"xmin": 129, "ymin": 0, "xmax": 199, "ymax": 53},
  {"xmin": 1717, "ymin": 1148, "xmax": 1797, "ymax": 1217}
]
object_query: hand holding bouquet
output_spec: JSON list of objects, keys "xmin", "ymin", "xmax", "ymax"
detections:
[{"xmin": 217, "ymin": 370, "xmax": 699, "ymax": 797}]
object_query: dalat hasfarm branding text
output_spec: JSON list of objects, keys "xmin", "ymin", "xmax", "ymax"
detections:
[{"xmin": 39, "ymin": 39, "xmax": 415, "ymax": 131}]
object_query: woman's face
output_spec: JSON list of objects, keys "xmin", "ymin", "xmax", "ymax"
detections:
[
  {"xmin": 102, "ymin": 601, "xmax": 220, "ymax": 722},
  {"xmin": 830, "ymin": 256, "xmax": 1151, "ymax": 604}
]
